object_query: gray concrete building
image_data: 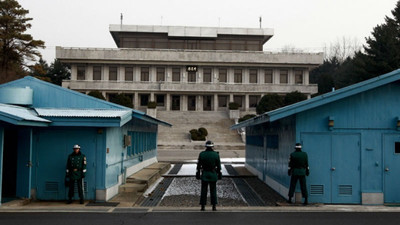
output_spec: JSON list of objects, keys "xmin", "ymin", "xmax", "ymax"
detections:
[{"xmin": 57, "ymin": 24, "xmax": 323, "ymax": 113}]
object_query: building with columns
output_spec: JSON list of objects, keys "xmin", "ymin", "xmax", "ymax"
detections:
[{"xmin": 57, "ymin": 25, "xmax": 323, "ymax": 113}]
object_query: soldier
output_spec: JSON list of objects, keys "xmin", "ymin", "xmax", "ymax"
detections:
[
  {"xmin": 287, "ymin": 143, "xmax": 309, "ymax": 205},
  {"xmin": 66, "ymin": 144, "xmax": 87, "ymax": 204},
  {"xmin": 196, "ymin": 140, "xmax": 222, "ymax": 211}
]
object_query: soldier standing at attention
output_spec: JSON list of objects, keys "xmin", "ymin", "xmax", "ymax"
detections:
[
  {"xmin": 196, "ymin": 140, "xmax": 222, "ymax": 211},
  {"xmin": 287, "ymin": 143, "xmax": 309, "ymax": 205},
  {"xmin": 66, "ymin": 144, "xmax": 87, "ymax": 204}
]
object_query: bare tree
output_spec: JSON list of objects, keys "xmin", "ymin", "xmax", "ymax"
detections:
[{"xmin": 323, "ymin": 37, "xmax": 362, "ymax": 62}]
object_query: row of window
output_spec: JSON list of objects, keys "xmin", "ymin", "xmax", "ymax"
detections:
[
  {"xmin": 76, "ymin": 66, "xmax": 304, "ymax": 84},
  {"xmin": 126, "ymin": 131, "xmax": 157, "ymax": 157},
  {"xmin": 108, "ymin": 93, "xmax": 262, "ymax": 109}
]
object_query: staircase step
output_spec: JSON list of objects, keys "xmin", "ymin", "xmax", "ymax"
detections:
[
  {"xmin": 119, "ymin": 183, "xmax": 147, "ymax": 193},
  {"xmin": 126, "ymin": 168, "xmax": 161, "ymax": 186}
]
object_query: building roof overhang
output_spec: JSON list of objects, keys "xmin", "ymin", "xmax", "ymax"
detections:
[{"xmin": 231, "ymin": 68, "xmax": 400, "ymax": 130}]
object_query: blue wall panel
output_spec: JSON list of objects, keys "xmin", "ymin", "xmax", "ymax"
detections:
[
  {"xmin": 0, "ymin": 127, "xmax": 3, "ymax": 205},
  {"xmin": 33, "ymin": 128, "xmax": 98, "ymax": 200},
  {"xmin": 105, "ymin": 118, "xmax": 158, "ymax": 189}
]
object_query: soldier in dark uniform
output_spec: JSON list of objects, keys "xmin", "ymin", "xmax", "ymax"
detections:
[
  {"xmin": 66, "ymin": 144, "xmax": 87, "ymax": 204},
  {"xmin": 196, "ymin": 140, "xmax": 222, "ymax": 211},
  {"xmin": 287, "ymin": 143, "xmax": 309, "ymax": 205}
]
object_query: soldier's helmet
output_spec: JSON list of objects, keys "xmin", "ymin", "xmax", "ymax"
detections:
[
  {"xmin": 295, "ymin": 143, "xmax": 302, "ymax": 149},
  {"xmin": 205, "ymin": 140, "xmax": 214, "ymax": 147},
  {"xmin": 73, "ymin": 144, "xmax": 81, "ymax": 149}
]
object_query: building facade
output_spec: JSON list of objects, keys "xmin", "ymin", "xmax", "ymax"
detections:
[
  {"xmin": 0, "ymin": 77, "xmax": 170, "ymax": 204},
  {"xmin": 57, "ymin": 25, "xmax": 323, "ymax": 113},
  {"xmin": 232, "ymin": 69, "xmax": 400, "ymax": 204}
]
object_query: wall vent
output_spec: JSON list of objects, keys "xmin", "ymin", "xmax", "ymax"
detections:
[
  {"xmin": 339, "ymin": 185, "xmax": 352, "ymax": 195},
  {"xmin": 310, "ymin": 185, "xmax": 324, "ymax": 195},
  {"xmin": 45, "ymin": 182, "xmax": 59, "ymax": 192}
]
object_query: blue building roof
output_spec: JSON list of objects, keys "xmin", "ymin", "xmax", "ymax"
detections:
[
  {"xmin": 232, "ymin": 68, "xmax": 400, "ymax": 129},
  {"xmin": 0, "ymin": 103, "xmax": 51, "ymax": 126},
  {"xmin": 0, "ymin": 76, "xmax": 171, "ymax": 127}
]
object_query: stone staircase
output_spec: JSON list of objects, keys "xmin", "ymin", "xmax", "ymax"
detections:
[
  {"xmin": 109, "ymin": 162, "xmax": 171, "ymax": 206},
  {"xmin": 157, "ymin": 111, "xmax": 244, "ymax": 150}
]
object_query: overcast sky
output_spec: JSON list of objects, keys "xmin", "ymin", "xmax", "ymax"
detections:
[{"xmin": 17, "ymin": 0, "xmax": 399, "ymax": 63}]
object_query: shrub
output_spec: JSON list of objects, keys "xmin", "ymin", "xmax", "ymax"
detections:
[
  {"xmin": 190, "ymin": 128, "xmax": 207, "ymax": 141},
  {"xmin": 198, "ymin": 127, "xmax": 208, "ymax": 137},
  {"xmin": 88, "ymin": 90, "xmax": 106, "ymax": 100},
  {"xmin": 228, "ymin": 102, "xmax": 240, "ymax": 110},
  {"xmin": 147, "ymin": 101, "xmax": 157, "ymax": 108},
  {"xmin": 256, "ymin": 94, "xmax": 284, "ymax": 114},
  {"xmin": 109, "ymin": 93, "xmax": 133, "ymax": 108},
  {"xmin": 238, "ymin": 114, "xmax": 257, "ymax": 123}
]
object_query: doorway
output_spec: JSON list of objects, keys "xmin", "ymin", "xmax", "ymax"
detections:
[
  {"xmin": 1, "ymin": 129, "xmax": 18, "ymax": 203},
  {"xmin": 203, "ymin": 96, "xmax": 212, "ymax": 111},
  {"xmin": 188, "ymin": 96, "xmax": 196, "ymax": 111},
  {"xmin": 171, "ymin": 95, "xmax": 180, "ymax": 111}
]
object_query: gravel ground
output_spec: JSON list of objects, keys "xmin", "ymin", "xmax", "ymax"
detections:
[
  {"xmin": 159, "ymin": 177, "xmax": 247, "ymax": 207},
  {"xmin": 244, "ymin": 177, "xmax": 286, "ymax": 206}
]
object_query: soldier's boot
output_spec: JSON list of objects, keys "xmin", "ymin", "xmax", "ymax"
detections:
[
  {"xmin": 303, "ymin": 198, "xmax": 308, "ymax": 206},
  {"xmin": 67, "ymin": 199, "xmax": 72, "ymax": 204},
  {"xmin": 287, "ymin": 197, "xmax": 292, "ymax": 204},
  {"xmin": 80, "ymin": 199, "xmax": 84, "ymax": 204},
  {"xmin": 201, "ymin": 205, "xmax": 205, "ymax": 211},
  {"xmin": 212, "ymin": 205, "xmax": 217, "ymax": 211}
]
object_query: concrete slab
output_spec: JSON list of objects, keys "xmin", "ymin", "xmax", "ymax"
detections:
[
  {"xmin": 127, "ymin": 169, "xmax": 161, "ymax": 184},
  {"xmin": 119, "ymin": 183, "xmax": 147, "ymax": 193}
]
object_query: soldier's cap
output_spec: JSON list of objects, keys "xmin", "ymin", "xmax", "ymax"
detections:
[
  {"xmin": 73, "ymin": 144, "xmax": 81, "ymax": 149},
  {"xmin": 295, "ymin": 143, "xmax": 302, "ymax": 149},
  {"xmin": 205, "ymin": 140, "xmax": 214, "ymax": 147}
]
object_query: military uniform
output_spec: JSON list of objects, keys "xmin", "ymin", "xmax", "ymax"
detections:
[
  {"xmin": 66, "ymin": 148, "xmax": 87, "ymax": 204},
  {"xmin": 288, "ymin": 144, "xmax": 309, "ymax": 205},
  {"xmin": 196, "ymin": 142, "xmax": 221, "ymax": 211}
]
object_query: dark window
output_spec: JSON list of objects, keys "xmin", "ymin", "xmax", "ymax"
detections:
[
  {"xmin": 295, "ymin": 70, "xmax": 303, "ymax": 84},
  {"xmin": 93, "ymin": 66, "xmax": 102, "ymax": 80},
  {"xmin": 77, "ymin": 66, "xmax": 85, "ymax": 80},
  {"xmin": 249, "ymin": 95, "xmax": 260, "ymax": 107},
  {"xmin": 280, "ymin": 69, "xmax": 288, "ymax": 84},
  {"xmin": 218, "ymin": 95, "xmax": 228, "ymax": 107},
  {"xmin": 234, "ymin": 69, "xmax": 242, "ymax": 83},
  {"xmin": 125, "ymin": 67, "xmax": 133, "ymax": 81},
  {"xmin": 141, "ymin": 67, "xmax": 149, "ymax": 82},
  {"xmin": 218, "ymin": 68, "xmax": 227, "ymax": 83},
  {"xmin": 234, "ymin": 95, "xmax": 243, "ymax": 107},
  {"xmin": 267, "ymin": 135, "xmax": 279, "ymax": 149},
  {"xmin": 188, "ymin": 71, "xmax": 196, "ymax": 82},
  {"xmin": 249, "ymin": 69, "xmax": 258, "ymax": 83},
  {"xmin": 396, "ymin": 142, "xmax": 400, "ymax": 154},
  {"xmin": 172, "ymin": 68, "xmax": 181, "ymax": 82},
  {"xmin": 109, "ymin": 66, "xmax": 118, "ymax": 81},
  {"xmin": 156, "ymin": 67, "xmax": 165, "ymax": 81},
  {"xmin": 203, "ymin": 68, "xmax": 212, "ymax": 83},
  {"xmin": 156, "ymin": 94, "xmax": 165, "ymax": 106},
  {"xmin": 265, "ymin": 69, "xmax": 273, "ymax": 83},
  {"xmin": 140, "ymin": 94, "xmax": 149, "ymax": 106}
]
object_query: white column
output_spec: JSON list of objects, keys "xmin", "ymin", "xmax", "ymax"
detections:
[
  {"xmin": 229, "ymin": 94, "xmax": 234, "ymax": 103},
  {"xmin": 166, "ymin": 93, "xmax": 171, "ymax": 111},
  {"xmin": 214, "ymin": 94, "xmax": 218, "ymax": 111},
  {"xmin": 304, "ymin": 70, "xmax": 309, "ymax": 85},
  {"xmin": 150, "ymin": 93, "xmax": 155, "ymax": 102},
  {"xmin": 273, "ymin": 68, "xmax": 279, "ymax": 84},
  {"xmin": 71, "ymin": 65, "xmax": 77, "ymax": 80},
  {"xmin": 245, "ymin": 94, "xmax": 250, "ymax": 111},
  {"xmin": 87, "ymin": 65, "xmax": 93, "ymax": 81},
  {"xmin": 197, "ymin": 96, "xmax": 203, "ymax": 111},
  {"xmin": 119, "ymin": 65, "xmax": 124, "ymax": 81},
  {"xmin": 182, "ymin": 95, "xmax": 188, "ymax": 111},
  {"xmin": 134, "ymin": 92, "xmax": 139, "ymax": 110}
]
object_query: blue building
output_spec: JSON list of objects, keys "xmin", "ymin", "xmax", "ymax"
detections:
[
  {"xmin": 232, "ymin": 69, "xmax": 400, "ymax": 205},
  {"xmin": 0, "ymin": 77, "xmax": 170, "ymax": 205}
]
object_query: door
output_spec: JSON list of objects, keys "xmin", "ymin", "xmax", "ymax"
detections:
[
  {"xmin": 188, "ymin": 96, "xmax": 196, "ymax": 111},
  {"xmin": 171, "ymin": 95, "xmax": 180, "ymax": 111},
  {"xmin": 302, "ymin": 133, "xmax": 331, "ymax": 203},
  {"xmin": 16, "ymin": 128, "xmax": 33, "ymax": 198},
  {"xmin": 302, "ymin": 133, "xmax": 361, "ymax": 204},
  {"xmin": 35, "ymin": 129, "xmax": 96, "ymax": 200},
  {"xmin": 383, "ymin": 134, "xmax": 400, "ymax": 203},
  {"xmin": 331, "ymin": 134, "xmax": 361, "ymax": 204},
  {"xmin": 203, "ymin": 96, "xmax": 212, "ymax": 111}
]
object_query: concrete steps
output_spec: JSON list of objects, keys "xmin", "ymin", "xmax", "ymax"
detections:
[
  {"xmin": 157, "ymin": 111, "xmax": 243, "ymax": 150},
  {"xmin": 110, "ymin": 162, "xmax": 171, "ymax": 206}
]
